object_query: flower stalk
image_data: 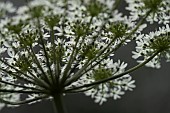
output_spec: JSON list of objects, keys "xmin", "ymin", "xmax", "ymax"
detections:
[
  {"xmin": 0, "ymin": 0, "xmax": 170, "ymax": 112},
  {"xmin": 65, "ymin": 50, "xmax": 160, "ymax": 92},
  {"xmin": 53, "ymin": 94, "xmax": 67, "ymax": 113}
]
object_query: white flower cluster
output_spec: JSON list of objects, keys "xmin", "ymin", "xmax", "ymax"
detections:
[
  {"xmin": 0, "ymin": 0, "xmax": 136, "ymax": 108},
  {"xmin": 0, "ymin": 1, "xmax": 16, "ymax": 17},
  {"xmin": 125, "ymin": 0, "xmax": 170, "ymax": 24},
  {"xmin": 84, "ymin": 59, "xmax": 135, "ymax": 105},
  {"xmin": 0, "ymin": 0, "xmax": 169, "ymax": 111},
  {"xmin": 125, "ymin": 0, "xmax": 170, "ymax": 68},
  {"xmin": 0, "ymin": 70, "xmax": 21, "ymax": 109},
  {"xmin": 132, "ymin": 24, "xmax": 170, "ymax": 68}
]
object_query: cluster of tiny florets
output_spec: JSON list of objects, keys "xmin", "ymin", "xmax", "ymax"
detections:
[
  {"xmin": 0, "ymin": 0, "xmax": 169, "ymax": 110},
  {"xmin": 132, "ymin": 24, "xmax": 170, "ymax": 68},
  {"xmin": 126, "ymin": 0, "xmax": 170, "ymax": 24}
]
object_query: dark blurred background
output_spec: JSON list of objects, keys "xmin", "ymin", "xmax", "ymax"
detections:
[{"xmin": 1, "ymin": 0, "xmax": 170, "ymax": 113}]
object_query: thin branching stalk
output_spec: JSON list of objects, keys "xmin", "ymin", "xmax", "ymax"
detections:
[
  {"xmin": 65, "ymin": 10, "xmax": 152, "ymax": 86},
  {"xmin": 0, "ymin": 95, "xmax": 48, "ymax": 105},
  {"xmin": 37, "ymin": 18, "xmax": 55, "ymax": 86},
  {"xmin": 0, "ymin": 59, "xmax": 37, "ymax": 82},
  {"xmin": 0, "ymin": 0, "xmax": 169, "ymax": 112},
  {"xmin": 65, "ymin": 50, "xmax": 160, "ymax": 92},
  {"xmin": 51, "ymin": 28, "xmax": 59, "ymax": 86},
  {"xmin": 53, "ymin": 94, "xmax": 67, "ymax": 113},
  {"xmin": 0, "ymin": 89, "xmax": 45, "ymax": 94},
  {"xmin": 28, "ymin": 46, "xmax": 51, "ymax": 88},
  {"xmin": 0, "ymin": 67, "xmax": 36, "ymax": 84},
  {"xmin": 0, "ymin": 80, "xmax": 43, "ymax": 92},
  {"xmin": 112, "ymin": 0, "xmax": 122, "ymax": 11}
]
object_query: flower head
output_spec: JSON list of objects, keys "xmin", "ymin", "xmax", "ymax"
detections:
[
  {"xmin": 2, "ymin": 0, "xmax": 169, "ymax": 110},
  {"xmin": 0, "ymin": 1, "xmax": 16, "ymax": 17},
  {"xmin": 132, "ymin": 24, "xmax": 170, "ymax": 68},
  {"xmin": 125, "ymin": 0, "xmax": 170, "ymax": 24}
]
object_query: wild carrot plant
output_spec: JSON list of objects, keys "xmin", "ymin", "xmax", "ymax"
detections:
[{"xmin": 0, "ymin": 0, "xmax": 170, "ymax": 112}]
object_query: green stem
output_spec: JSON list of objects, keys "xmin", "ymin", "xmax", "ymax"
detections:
[
  {"xmin": 65, "ymin": 51, "xmax": 160, "ymax": 92},
  {"xmin": 0, "ymin": 80, "xmax": 42, "ymax": 91},
  {"xmin": 0, "ymin": 89, "xmax": 44, "ymax": 94},
  {"xmin": 64, "ymin": 10, "xmax": 152, "ymax": 87},
  {"xmin": 112, "ymin": 0, "xmax": 121, "ymax": 11},
  {"xmin": 28, "ymin": 46, "xmax": 51, "ymax": 88},
  {"xmin": 51, "ymin": 28, "xmax": 59, "ymax": 85},
  {"xmin": 0, "ymin": 59, "xmax": 36, "ymax": 82},
  {"xmin": 37, "ymin": 18, "xmax": 54, "ymax": 85},
  {"xmin": 53, "ymin": 94, "xmax": 67, "ymax": 113},
  {"xmin": 0, "ymin": 67, "xmax": 35, "ymax": 84},
  {"xmin": 0, "ymin": 95, "xmax": 48, "ymax": 105}
]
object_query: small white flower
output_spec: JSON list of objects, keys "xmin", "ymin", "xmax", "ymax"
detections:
[
  {"xmin": 125, "ymin": 0, "xmax": 170, "ymax": 24},
  {"xmin": 0, "ymin": 2, "xmax": 16, "ymax": 14},
  {"xmin": 113, "ymin": 88, "xmax": 125, "ymax": 100},
  {"xmin": 132, "ymin": 24, "xmax": 170, "ymax": 68}
]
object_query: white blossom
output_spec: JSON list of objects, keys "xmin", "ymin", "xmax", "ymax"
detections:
[
  {"xmin": 125, "ymin": 0, "xmax": 170, "ymax": 24},
  {"xmin": 132, "ymin": 24, "xmax": 170, "ymax": 68},
  {"xmin": 0, "ymin": 0, "xmax": 169, "ymax": 111}
]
